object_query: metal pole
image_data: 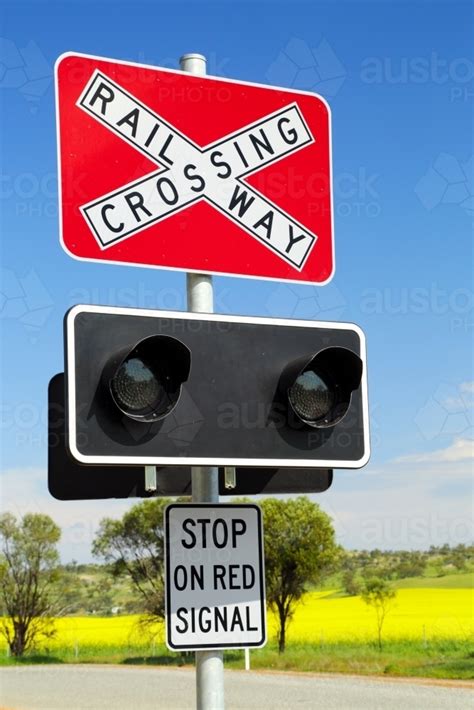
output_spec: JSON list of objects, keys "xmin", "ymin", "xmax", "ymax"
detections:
[{"xmin": 180, "ymin": 52, "xmax": 225, "ymax": 710}]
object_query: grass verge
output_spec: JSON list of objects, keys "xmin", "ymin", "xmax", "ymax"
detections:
[{"xmin": 1, "ymin": 638, "xmax": 472, "ymax": 680}]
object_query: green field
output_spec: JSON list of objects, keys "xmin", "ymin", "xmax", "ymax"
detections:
[{"xmin": 394, "ymin": 572, "xmax": 474, "ymax": 589}]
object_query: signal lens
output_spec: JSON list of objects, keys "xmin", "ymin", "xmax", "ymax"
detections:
[
  {"xmin": 111, "ymin": 356, "xmax": 168, "ymax": 416},
  {"xmin": 288, "ymin": 370, "xmax": 335, "ymax": 424},
  {"xmin": 107, "ymin": 335, "xmax": 191, "ymax": 422},
  {"xmin": 281, "ymin": 347, "xmax": 363, "ymax": 429}
]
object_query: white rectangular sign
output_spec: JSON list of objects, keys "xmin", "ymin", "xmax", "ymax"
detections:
[{"xmin": 165, "ymin": 504, "xmax": 266, "ymax": 651}]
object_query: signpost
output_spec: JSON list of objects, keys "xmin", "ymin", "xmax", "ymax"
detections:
[
  {"xmin": 165, "ymin": 504, "xmax": 266, "ymax": 651},
  {"xmin": 55, "ymin": 51, "xmax": 334, "ymax": 285},
  {"xmin": 53, "ymin": 49, "xmax": 369, "ymax": 710}
]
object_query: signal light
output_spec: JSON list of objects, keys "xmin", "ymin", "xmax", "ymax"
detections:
[
  {"xmin": 282, "ymin": 347, "xmax": 363, "ymax": 429},
  {"xmin": 104, "ymin": 335, "xmax": 191, "ymax": 422},
  {"xmin": 65, "ymin": 305, "xmax": 369, "ymax": 468}
]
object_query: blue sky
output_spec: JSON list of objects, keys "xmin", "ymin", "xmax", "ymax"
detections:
[{"xmin": 1, "ymin": 0, "xmax": 472, "ymax": 561}]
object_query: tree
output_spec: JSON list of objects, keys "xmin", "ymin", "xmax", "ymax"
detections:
[
  {"xmin": 342, "ymin": 568, "xmax": 361, "ymax": 596},
  {"xmin": 85, "ymin": 577, "xmax": 115, "ymax": 615},
  {"xmin": 92, "ymin": 499, "xmax": 170, "ymax": 622},
  {"xmin": 0, "ymin": 513, "xmax": 62, "ymax": 657},
  {"xmin": 360, "ymin": 576, "xmax": 396, "ymax": 651},
  {"xmin": 394, "ymin": 551, "xmax": 427, "ymax": 579},
  {"xmin": 340, "ymin": 551, "xmax": 363, "ymax": 596},
  {"xmin": 260, "ymin": 497, "xmax": 340, "ymax": 653}
]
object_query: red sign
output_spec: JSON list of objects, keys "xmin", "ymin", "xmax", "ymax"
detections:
[{"xmin": 55, "ymin": 52, "xmax": 334, "ymax": 284}]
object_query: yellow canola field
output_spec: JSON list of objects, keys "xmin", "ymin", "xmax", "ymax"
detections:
[
  {"xmin": 1, "ymin": 588, "xmax": 472, "ymax": 651},
  {"xmin": 0, "ymin": 615, "xmax": 156, "ymax": 652},
  {"xmin": 268, "ymin": 588, "xmax": 474, "ymax": 643},
  {"xmin": 36, "ymin": 615, "xmax": 155, "ymax": 650}
]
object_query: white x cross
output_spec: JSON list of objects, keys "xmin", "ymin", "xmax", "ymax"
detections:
[{"xmin": 77, "ymin": 71, "xmax": 318, "ymax": 269}]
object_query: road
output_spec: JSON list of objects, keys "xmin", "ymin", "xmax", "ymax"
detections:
[{"xmin": 0, "ymin": 665, "xmax": 472, "ymax": 709}]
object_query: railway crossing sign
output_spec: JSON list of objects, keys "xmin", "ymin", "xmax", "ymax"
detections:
[
  {"xmin": 165, "ymin": 503, "xmax": 266, "ymax": 650},
  {"xmin": 55, "ymin": 52, "xmax": 334, "ymax": 284}
]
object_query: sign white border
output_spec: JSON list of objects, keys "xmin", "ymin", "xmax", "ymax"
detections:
[
  {"xmin": 65, "ymin": 304, "xmax": 370, "ymax": 468},
  {"xmin": 55, "ymin": 51, "xmax": 335, "ymax": 286},
  {"xmin": 164, "ymin": 503, "xmax": 266, "ymax": 651}
]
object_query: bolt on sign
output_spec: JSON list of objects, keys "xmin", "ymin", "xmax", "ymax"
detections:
[
  {"xmin": 55, "ymin": 52, "xmax": 334, "ymax": 284},
  {"xmin": 165, "ymin": 504, "xmax": 266, "ymax": 650}
]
